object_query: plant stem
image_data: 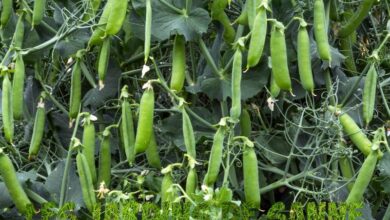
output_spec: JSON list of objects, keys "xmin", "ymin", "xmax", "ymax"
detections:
[
  {"xmin": 198, "ymin": 38, "xmax": 222, "ymax": 78},
  {"xmin": 324, "ymin": 68, "xmax": 336, "ymax": 106},
  {"xmin": 59, "ymin": 112, "xmax": 82, "ymax": 209}
]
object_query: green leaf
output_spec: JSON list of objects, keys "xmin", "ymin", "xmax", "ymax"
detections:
[
  {"xmin": 131, "ymin": 0, "xmax": 211, "ymax": 41},
  {"xmin": 254, "ymin": 132, "xmax": 290, "ymax": 165},
  {"xmin": 45, "ymin": 160, "xmax": 84, "ymax": 208},
  {"xmin": 378, "ymin": 152, "xmax": 390, "ymax": 193},
  {"xmin": 188, "ymin": 58, "xmax": 269, "ymax": 101}
]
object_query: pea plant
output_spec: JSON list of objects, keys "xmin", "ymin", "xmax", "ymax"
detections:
[{"xmin": 1, "ymin": 0, "xmax": 390, "ymax": 219}]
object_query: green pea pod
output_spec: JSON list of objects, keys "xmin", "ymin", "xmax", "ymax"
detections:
[
  {"xmin": 88, "ymin": 0, "xmax": 113, "ymax": 47},
  {"xmin": 313, "ymin": 0, "xmax": 331, "ymax": 62},
  {"xmin": 0, "ymin": 0, "xmax": 12, "ymax": 27},
  {"xmin": 313, "ymin": 0, "xmax": 331, "ymax": 61},
  {"xmin": 28, "ymin": 99, "xmax": 46, "ymax": 160},
  {"xmin": 329, "ymin": 0, "xmax": 339, "ymax": 21},
  {"xmin": 134, "ymin": 87, "xmax": 154, "ymax": 153},
  {"xmin": 144, "ymin": 0, "xmax": 152, "ymax": 63},
  {"xmin": 2, "ymin": 73, "xmax": 14, "ymax": 144},
  {"xmin": 12, "ymin": 53, "xmax": 25, "ymax": 120},
  {"xmin": 338, "ymin": 139, "xmax": 355, "ymax": 191},
  {"xmin": 230, "ymin": 48, "xmax": 242, "ymax": 121},
  {"xmin": 346, "ymin": 147, "xmax": 378, "ymax": 203},
  {"xmin": 13, "ymin": 14, "xmax": 25, "ymax": 49},
  {"xmin": 362, "ymin": 63, "xmax": 377, "ymax": 126},
  {"xmin": 338, "ymin": 0, "xmax": 375, "ymax": 38},
  {"xmin": 270, "ymin": 21, "xmax": 292, "ymax": 92},
  {"xmin": 185, "ymin": 167, "xmax": 197, "ymax": 199},
  {"xmin": 234, "ymin": 0, "xmax": 248, "ymax": 26},
  {"xmin": 98, "ymin": 38, "xmax": 110, "ymax": 90},
  {"xmin": 182, "ymin": 109, "xmax": 196, "ymax": 159},
  {"xmin": 243, "ymin": 145, "xmax": 260, "ymax": 208},
  {"xmin": 82, "ymin": 116, "xmax": 97, "ymax": 184},
  {"xmin": 105, "ymin": 0, "xmax": 128, "ymax": 35},
  {"xmin": 270, "ymin": 74, "xmax": 280, "ymax": 98},
  {"xmin": 98, "ymin": 129, "xmax": 111, "ymax": 187},
  {"xmin": 69, "ymin": 58, "xmax": 82, "ymax": 120},
  {"xmin": 247, "ymin": 0, "xmax": 261, "ymax": 30},
  {"xmin": 339, "ymin": 36, "xmax": 357, "ymax": 74},
  {"xmin": 76, "ymin": 152, "xmax": 97, "ymax": 212},
  {"xmin": 339, "ymin": 10, "xmax": 357, "ymax": 74},
  {"xmin": 145, "ymin": 131, "xmax": 161, "ymax": 169},
  {"xmin": 170, "ymin": 35, "xmax": 186, "ymax": 92},
  {"xmin": 246, "ymin": 5, "xmax": 267, "ymax": 69},
  {"xmin": 32, "ymin": 0, "xmax": 47, "ymax": 26},
  {"xmin": 240, "ymin": 108, "xmax": 251, "ymax": 137},
  {"xmin": 340, "ymin": 112, "xmax": 372, "ymax": 157},
  {"xmin": 203, "ymin": 127, "xmax": 225, "ymax": 186},
  {"xmin": 297, "ymin": 22, "xmax": 314, "ymax": 94},
  {"xmin": 161, "ymin": 172, "xmax": 176, "ymax": 205},
  {"xmin": 211, "ymin": 0, "xmax": 235, "ymax": 43},
  {"xmin": 328, "ymin": 106, "xmax": 383, "ymax": 159},
  {"xmin": 120, "ymin": 86, "xmax": 135, "ymax": 164},
  {"xmin": 82, "ymin": 0, "xmax": 102, "ymax": 21},
  {"xmin": 0, "ymin": 149, "xmax": 32, "ymax": 214}
]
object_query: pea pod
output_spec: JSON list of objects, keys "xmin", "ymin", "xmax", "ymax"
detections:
[
  {"xmin": 338, "ymin": 0, "xmax": 375, "ymax": 38},
  {"xmin": 270, "ymin": 74, "xmax": 280, "ymax": 98},
  {"xmin": 28, "ymin": 98, "xmax": 46, "ymax": 160},
  {"xmin": 329, "ymin": 0, "xmax": 339, "ymax": 21},
  {"xmin": 328, "ymin": 106, "xmax": 383, "ymax": 159},
  {"xmin": 211, "ymin": 0, "xmax": 235, "ymax": 43},
  {"xmin": 76, "ymin": 152, "xmax": 97, "ymax": 212},
  {"xmin": 185, "ymin": 167, "xmax": 197, "ymax": 199},
  {"xmin": 12, "ymin": 53, "xmax": 25, "ymax": 120},
  {"xmin": 339, "ymin": 35, "xmax": 357, "ymax": 74},
  {"xmin": 88, "ymin": 0, "xmax": 113, "ymax": 47},
  {"xmin": 0, "ymin": 149, "xmax": 32, "ymax": 214},
  {"xmin": 270, "ymin": 21, "xmax": 292, "ymax": 92},
  {"xmin": 230, "ymin": 47, "xmax": 242, "ymax": 121},
  {"xmin": 161, "ymin": 172, "xmax": 175, "ymax": 205},
  {"xmin": 82, "ymin": 0, "xmax": 102, "ymax": 21},
  {"xmin": 246, "ymin": 4, "xmax": 267, "ymax": 69},
  {"xmin": 243, "ymin": 145, "xmax": 260, "ymax": 208},
  {"xmin": 297, "ymin": 21, "xmax": 314, "ymax": 94},
  {"xmin": 0, "ymin": 0, "xmax": 12, "ymax": 27},
  {"xmin": 98, "ymin": 38, "xmax": 110, "ymax": 90},
  {"xmin": 134, "ymin": 87, "xmax": 154, "ymax": 153},
  {"xmin": 145, "ymin": 131, "xmax": 161, "ymax": 169},
  {"xmin": 13, "ymin": 14, "xmax": 25, "ymax": 49},
  {"xmin": 82, "ymin": 116, "xmax": 97, "ymax": 184},
  {"xmin": 69, "ymin": 58, "xmax": 82, "ymax": 120},
  {"xmin": 346, "ymin": 147, "xmax": 378, "ymax": 203},
  {"xmin": 362, "ymin": 63, "xmax": 377, "ymax": 126},
  {"xmin": 106, "ymin": 0, "xmax": 128, "ymax": 35},
  {"xmin": 98, "ymin": 129, "xmax": 111, "ymax": 187},
  {"xmin": 32, "ymin": 0, "xmax": 47, "ymax": 26},
  {"xmin": 170, "ymin": 35, "xmax": 186, "ymax": 92},
  {"xmin": 120, "ymin": 86, "xmax": 135, "ymax": 164},
  {"xmin": 182, "ymin": 109, "xmax": 196, "ymax": 159},
  {"xmin": 339, "ymin": 10, "xmax": 357, "ymax": 74},
  {"xmin": 240, "ymin": 108, "xmax": 251, "ymax": 137},
  {"xmin": 2, "ymin": 73, "xmax": 14, "ymax": 144},
  {"xmin": 313, "ymin": 0, "xmax": 331, "ymax": 61},
  {"xmin": 203, "ymin": 127, "xmax": 225, "ymax": 186},
  {"xmin": 247, "ymin": 0, "xmax": 261, "ymax": 30},
  {"xmin": 234, "ymin": 0, "xmax": 248, "ymax": 26},
  {"xmin": 144, "ymin": 0, "xmax": 152, "ymax": 63}
]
